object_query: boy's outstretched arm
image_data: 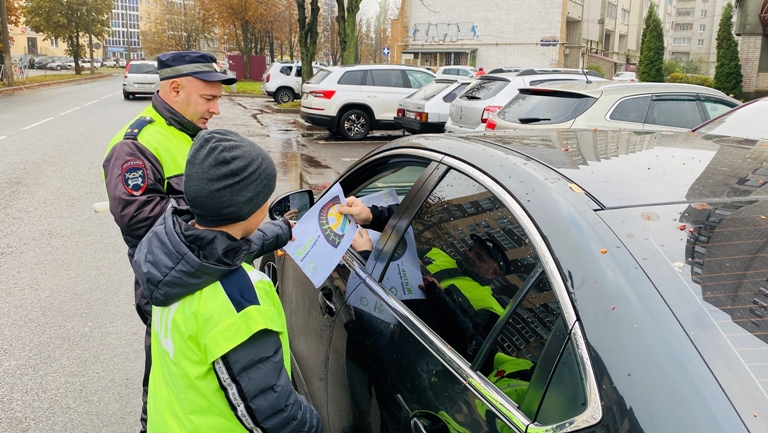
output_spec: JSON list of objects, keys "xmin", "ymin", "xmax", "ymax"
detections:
[{"xmin": 248, "ymin": 219, "xmax": 293, "ymax": 258}]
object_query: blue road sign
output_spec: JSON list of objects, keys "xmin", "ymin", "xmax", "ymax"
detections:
[{"xmin": 383, "ymin": 47, "xmax": 390, "ymax": 56}]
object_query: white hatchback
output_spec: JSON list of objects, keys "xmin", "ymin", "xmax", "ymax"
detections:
[{"xmin": 300, "ymin": 64, "xmax": 435, "ymax": 140}]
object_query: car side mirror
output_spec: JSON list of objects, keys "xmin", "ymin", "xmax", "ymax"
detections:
[{"xmin": 269, "ymin": 189, "xmax": 314, "ymax": 221}]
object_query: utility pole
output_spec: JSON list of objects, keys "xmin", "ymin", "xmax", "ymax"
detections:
[{"xmin": 1, "ymin": 0, "xmax": 14, "ymax": 86}]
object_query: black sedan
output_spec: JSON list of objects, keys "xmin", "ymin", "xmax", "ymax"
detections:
[{"xmin": 262, "ymin": 130, "xmax": 768, "ymax": 433}]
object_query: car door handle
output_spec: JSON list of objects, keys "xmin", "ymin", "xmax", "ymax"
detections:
[{"xmin": 319, "ymin": 286, "xmax": 336, "ymax": 317}]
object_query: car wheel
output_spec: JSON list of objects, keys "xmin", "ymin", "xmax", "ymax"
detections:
[
  {"xmin": 339, "ymin": 109, "xmax": 371, "ymax": 141},
  {"xmin": 55, "ymin": 65, "xmax": 62, "ymax": 71},
  {"xmin": 259, "ymin": 252, "xmax": 279, "ymax": 293},
  {"xmin": 123, "ymin": 92, "xmax": 131, "ymax": 100},
  {"xmin": 275, "ymin": 88, "xmax": 294, "ymax": 104}
]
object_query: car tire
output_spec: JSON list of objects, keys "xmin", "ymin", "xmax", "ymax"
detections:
[
  {"xmin": 123, "ymin": 92, "xmax": 131, "ymax": 100},
  {"xmin": 339, "ymin": 109, "xmax": 371, "ymax": 141},
  {"xmin": 275, "ymin": 88, "xmax": 294, "ymax": 104},
  {"xmin": 55, "ymin": 65, "xmax": 62, "ymax": 71},
  {"xmin": 258, "ymin": 252, "xmax": 279, "ymax": 293}
]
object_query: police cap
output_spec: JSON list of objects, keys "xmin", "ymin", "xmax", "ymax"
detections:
[
  {"xmin": 470, "ymin": 234, "xmax": 511, "ymax": 275},
  {"xmin": 157, "ymin": 51, "xmax": 236, "ymax": 85}
]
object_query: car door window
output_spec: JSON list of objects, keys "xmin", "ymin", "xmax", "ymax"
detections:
[
  {"xmin": 382, "ymin": 168, "xmax": 588, "ymax": 427},
  {"xmin": 645, "ymin": 95, "xmax": 704, "ymax": 128},
  {"xmin": 701, "ymin": 96, "xmax": 738, "ymax": 119},
  {"xmin": 279, "ymin": 65, "xmax": 292, "ymax": 76},
  {"xmin": 609, "ymin": 95, "xmax": 652, "ymax": 123},
  {"xmin": 370, "ymin": 70, "xmax": 406, "ymax": 88},
  {"xmin": 294, "ymin": 66, "xmax": 302, "ymax": 77},
  {"xmin": 338, "ymin": 70, "xmax": 366, "ymax": 85},
  {"xmin": 459, "ymin": 69, "xmax": 472, "ymax": 77},
  {"xmin": 406, "ymin": 70, "xmax": 435, "ymax": 89}
]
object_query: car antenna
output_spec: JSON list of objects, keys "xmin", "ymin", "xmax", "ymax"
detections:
[{"xmin": 581, "ymin": 67, "xmax": 592, "ymax": 84}]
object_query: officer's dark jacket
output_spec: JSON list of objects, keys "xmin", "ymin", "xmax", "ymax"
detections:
[
  {"xmin": 132, "ymin": 205, "xmax": 322, "ymax": 432},
  {"xmin": 103, "ymin": 92, "xmax": 200, "ymax": 250}
]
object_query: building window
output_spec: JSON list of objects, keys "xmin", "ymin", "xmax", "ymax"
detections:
[
  {"xmin": 621, "ymin": 8, "xmax": 630, "ymax": 23},
  {"xmin": 51, "ymin": 38, "xmax": 58, "ymax": 48},
  {"xmin": 607, "ymin": 2, "xmax": 618, "ymax": 20},
  {"xmin": 674, "ymin": 23, "xmax": 693, "ymax": 31},
  {"xmin": 673, "ymin": 38, "xmax": 692, "ymax": 45},
  {"xmin": 698, "ymin": 39, "xmax": 704, "ymax": 47},
  {"xmin": 677, "ymin": 8, "xmax": 694, "ymax": 16},
  {"xmin": 700, "ymin": 24, "xmax": 706, "ymax": 32},
  {"xmin": 700, "ymin": 9, "xmax": 707, "ymax": 17}
]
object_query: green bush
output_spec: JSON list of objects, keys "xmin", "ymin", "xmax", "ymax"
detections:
[
  {"xmin": 667, "ymin": 72, "xmax": 714, "ymax": 88},
  {"xmin": 586, "ymin": 64, "xmax": 605, "ymax": 77}
]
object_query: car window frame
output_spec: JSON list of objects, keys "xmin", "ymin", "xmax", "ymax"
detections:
[
  {"xmin": 354, "ymin": 151, "xmax": 601, "ymax": 433},
  {"xmin": 644, "ymin": 93, "xmax": 706, "ymax": 129},
  {"xmin": 607, "ymin": 94, "xmax": 653, "ymax": 124},
  {"xmin": 698, "ymin": 95, "xmax": 739, "ymax": 120}
]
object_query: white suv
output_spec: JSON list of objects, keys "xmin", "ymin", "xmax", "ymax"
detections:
[
  {"xmin": 300, "ymin": 64, "xmax": 436, "ymax": 140},
  {"xmin": 444, "ymin": 68, "xmax": 607, "ymax": 133},
  {"xmin": 262, "ymin": 62, "xmax": 317, "ymax": 104}
]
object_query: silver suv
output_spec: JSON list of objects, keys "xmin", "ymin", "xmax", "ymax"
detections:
[
  {"xmin": 123, "ymin": 60, "xmax": 159, "ymax": 100},
  {"xmin": 262, "ymin": 62, "xmax": 317, "ymax": 104},
  {"xmin": 445, "ymin": 68, "xmax": 607, "ymax": 132}
]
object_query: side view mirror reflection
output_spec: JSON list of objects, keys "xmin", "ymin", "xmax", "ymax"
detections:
[{"xmin": 269, "ymin": 189, "xmax": 314, "ymax": 221}]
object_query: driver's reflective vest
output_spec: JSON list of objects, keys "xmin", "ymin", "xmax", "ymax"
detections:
[{"xmin": 423, "ymin": 247, "xmax": 505, "ymax": 316}]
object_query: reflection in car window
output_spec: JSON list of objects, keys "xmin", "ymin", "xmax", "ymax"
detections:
[
  {"xmin": 406, "ymin": 70, "xmax": 435, "ymax": 88},
  {"xmin": 307, "ymin": 69, "xmax": 332, "ymax": 84},
  {"xmin": 609, "ymin": 95, "xmax": 651, "ymax": 123},
  {"xmin": 385, "ymin": 169, "xmax": 586, "ymax": 424},
  {"xmin": 645, "ymin": 95, "xmax": 704, "ymax": 128},
  {"xmin": 694, "ymin": 98, "xmax": 768, "ymax": 140}
]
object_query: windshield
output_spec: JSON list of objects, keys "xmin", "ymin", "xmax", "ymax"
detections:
[
  {"xmin": 694, "ymin": 98, "xmax": 768, "ymax": 141},
  {"xmin": 497, "ymin": 90, "xmax": 597, "ymax": 124}
]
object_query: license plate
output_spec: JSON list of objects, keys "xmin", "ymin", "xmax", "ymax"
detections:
[{"xmin": 137, "ymin": 83, "xmax": 154, "ymax": 88}]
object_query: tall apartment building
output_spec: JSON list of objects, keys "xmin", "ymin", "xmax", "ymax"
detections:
[
  {"xmin": 666, "ymin": 0, "xmax": 727, "ymax": 76},
  {"xmin": 105, "ymin": 0, "xmax": 143, "ymax": 60}
]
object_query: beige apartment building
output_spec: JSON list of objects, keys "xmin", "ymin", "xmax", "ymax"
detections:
[
  {"xmin": 391, "ymin": 0, "xmax": 669, "ymax": 77},
  {"xmin": 6, "ymin": 25, "xmax": 71, "ymax": 58}
]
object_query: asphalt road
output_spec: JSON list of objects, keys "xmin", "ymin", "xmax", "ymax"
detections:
[{"xmin": 0, "ymin": 76, "xmax": 397, "ymax": 432}]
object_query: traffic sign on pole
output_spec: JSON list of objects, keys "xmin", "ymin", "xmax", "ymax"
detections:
[{"xmin": 382, "ymin": 47, "xmax": 390, "ymax": 56}]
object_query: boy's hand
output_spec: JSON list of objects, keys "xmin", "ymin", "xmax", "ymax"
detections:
[
  {"xmin": 338, "ymin": 196, "xmax": 372, "ymax": 225},
  {"xmin": 351, "ymin": 228, "xmax": 373, "ymax": 252}
]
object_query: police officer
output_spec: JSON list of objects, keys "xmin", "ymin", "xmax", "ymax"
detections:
[{"xmin": 103, "ymin": 51, "xmax": 291, "ymax": 432}]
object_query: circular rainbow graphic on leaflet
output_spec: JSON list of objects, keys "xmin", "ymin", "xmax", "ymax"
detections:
[{"xmin": 318, "ymin": 196, "xmax": 350, "ymax": 248}]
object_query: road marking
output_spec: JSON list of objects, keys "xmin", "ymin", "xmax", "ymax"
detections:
[
  {"xmin": 101, "ymin": 95, "xmax": 112, "ymax": 100},
  {"xmin": 114, "ymin": 91, "xmax": 122, "ymax": 95},
  {"xmin": 60, "ymin": 107, "xmax": 81, "ymax": 115},
  {"xmin": 341, "ymin": 158, "xmax": 359, "ymax": 161},
  {"xmin": 22, "ymin": 117, "xmax": 55, "ymax": 130},
  {"xmin": 0, "ymin": 136, "xmax": 6, "ymax": 141},
  {"xmin": 84, "ymin": 99, "xmax": 99, "ymax": 106}
]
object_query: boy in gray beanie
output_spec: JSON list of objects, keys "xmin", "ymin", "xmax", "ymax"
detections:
[{"xmin": 131, "ymin": 129, "xmax": 324, "ymax": 433}]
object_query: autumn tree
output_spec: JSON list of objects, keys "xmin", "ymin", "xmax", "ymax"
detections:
[
  {"xmin": 335, "ymin": 0, "xmax": 362, "ymax": 64},
  {"xmin": 714, "ymin": 2, "xmax": 742, "ymax": 97},
  {"xmin": 296, "ymin": 0, "xmax": 320, "ymax": 81},
  {"xmin": 637, "ymin": 2, "xmax": 664, "ymax": 82},
  {"xmin": 24, "ymin": 0, "xmax": 112, "ymax": 74},
  {"xmin": 142, "ymin": 0, "xmax": 214, "ymax": 57},
  {"xmin": 2, "ymin": 0, "xmax": 24, "ymax": 83}
]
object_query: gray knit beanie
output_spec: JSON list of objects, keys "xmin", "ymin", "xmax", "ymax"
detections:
[{"xmin": 184, "ymin": 129, "xmax": 277, "ymax": 227}]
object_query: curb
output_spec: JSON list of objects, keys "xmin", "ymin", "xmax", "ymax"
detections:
[
  {"xmin": 292, "ymin": 118, "xmax": 326, "ymax": 132},
  {"xmin": 0, "ymin": 73, "xmax": 113, "ymax": 95}
]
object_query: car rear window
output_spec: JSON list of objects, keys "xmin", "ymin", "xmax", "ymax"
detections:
[
  {"xmin": 128, "ymin": 63, "xmax": 157, "ymax": 74},
  {"xmin": 497, "ymin": 90, "xmax": 597, "ymax": 125},
  {"xmin": 443, "ymin": 83, "xmax": 469, "ymax": 103},
  {"xmin": 694, "ymin": 98, "xmax": 768, "ymax": 141},
  {"xmin": 459, "ymin": 79, "xmax": 509, "ymax": 101},
  {"xmin": 407, "ymin": 81, "xmax": 452, "ymax": 101},
  {"xmin": 307, "ymin": 69, "xmax": 333, "ymax": 84}
]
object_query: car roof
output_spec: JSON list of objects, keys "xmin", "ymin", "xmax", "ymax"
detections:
[
  {"xmin": 333, "ymin": 64, "xmax": 435, "ymax": 72},
  {"xmin": 519, "ymin": 81, "xmax": 735, "ymax": 99}
]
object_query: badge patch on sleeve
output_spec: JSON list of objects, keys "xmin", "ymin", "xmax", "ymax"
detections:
[{"xmin": 122, "ymin": 160, "xmax": 148, "ymax": 196}]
